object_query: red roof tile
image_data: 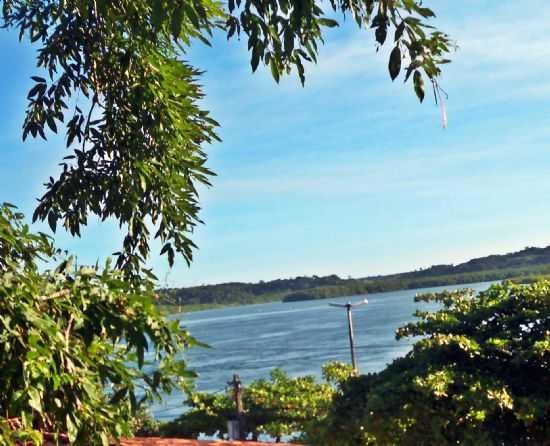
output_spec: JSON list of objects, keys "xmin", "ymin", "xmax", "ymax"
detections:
[{"xmin": 121, "ymin": 439, "xmax": 297, "ymax": 446}]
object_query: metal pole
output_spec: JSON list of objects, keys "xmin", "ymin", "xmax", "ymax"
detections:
[
  {"xmin": 329, "ymin": 298, "xmax": 368, "ymax": 373},
  {"xmin": 346, "ymin": 304, "xmax": 357, "ymax": 371}
]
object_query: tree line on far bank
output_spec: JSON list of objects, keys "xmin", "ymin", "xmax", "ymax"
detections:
[{"xmin": 158, "ymin": 246, "xmax": 550, "ymax": 309}]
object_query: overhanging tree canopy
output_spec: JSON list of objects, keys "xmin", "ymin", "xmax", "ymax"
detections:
[
  {"xmin": 0, "ymin": 2, "xmax": 455, "ymax": 444},
  {"xmin": 1, "ymin": 0, "xmax": 451, "ymax": 274}
]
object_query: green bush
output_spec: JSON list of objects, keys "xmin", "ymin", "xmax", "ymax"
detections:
[
  {"xmin": 0, "ymin": 204, "xmax": 197, "ymax": 445},
  {"xmin": 132, "ymin": 408, "xmax": 162, "ymax": 437},
  {"xmin": 318, "ymin": 281, "xmax": 550, "ymax": 445},
  {"xmin": 160, "ymin": 362, "xmax": 355, "ymax": 442}
]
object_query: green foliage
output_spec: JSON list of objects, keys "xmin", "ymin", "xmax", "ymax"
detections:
[
  {"xmin": 2, "ymin": 0, "xmax": 223, "ymax": 275},
  {"xmin": 0, "ymin": 1, "xmax": 453, "ymax": 444},
  {"xmin": 161, "ymin": 391, "xmax": 231, "ymax": 439},
  {"xmin": 318, "ymin": 281, "xmax": 550, "ymax": 445},
  {"xmin": 132, "ymin": 408, "xmax": 162, "ymax": 437},
  {"xmin": 228, "ymin": 0, "xmax": 452, "ymax": 102},
  {"xmin": 160, "ymin": 362, "xmax": 355, "ymax": 442},
  {"xmin": 0, "ymin": 204, "xmax": 197, "ymax": 445},
  {"xmin": 1, "ymin": 0, "xmax": 452, "ymax": 275},
  {"xmin": 160, "ymin": 274, "xmax": 346, "ymax": 307}
]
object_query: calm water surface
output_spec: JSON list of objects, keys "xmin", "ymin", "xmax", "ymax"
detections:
[{"xmin": 150, "ymin": 281, "xmax": 493, "ymax": 420}]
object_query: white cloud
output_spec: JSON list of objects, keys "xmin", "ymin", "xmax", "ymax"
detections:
[
  {"xmin": 439, "ymin": 4, "xmax": 550, "ymax": 96},
  {"xmin": 204, "ymin": 129, "xmax": 550, "ymax": 202},
  {"xmin": 289, "ymin": 2, "xmax": 550, "ymax": 97}
]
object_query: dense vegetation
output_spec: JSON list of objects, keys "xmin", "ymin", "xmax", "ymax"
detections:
[
  {"xmin": 159, "ymin": 275, "xmax": 346, "ymax": 307},
  {"xmin": 157, "ymin": 281, "xmax": 550, "ymax": 445},
  {"xmin": 147, "ymin": 362, "xmax": 354, "ymax": 442},
  {"xmin": 318, "ymin": 281, "xmax": 550, "ymax": 445},
  {"xmin": 0, "ymin": 0, "xmax": 456, "ymax": 441},
  {"xmin": 3, "ymin": 2, "xmax": 546, "ymax": 444},
  {"xmin": 159, "ymin": 246, "xmax": 550, "ymax": 310},
  {"xmin": 0, "ymin": 205, "xmax": 197, "ymax": 445},
  {"xmin": 1, "ymin": 0, "xmax": 453, "ymax": 442}
]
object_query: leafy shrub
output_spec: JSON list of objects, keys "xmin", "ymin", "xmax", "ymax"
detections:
[
  {"xmin": 0, "ymin": 204, "xmax": 197, "ymax": 445},
  {"xmin": 132, "ymin": 408, "xmax": 161, "ymax": 437},
  {"xmin": 160, "ymin": 390, "xmax": 231, "ymax": 439},
  {"xmin": 318, "ymin": 281, "xmax": 550, "ymax": 445},
  {"xmin": 160, "ymin": 362, "xmax": 355, "ymax": 442}
]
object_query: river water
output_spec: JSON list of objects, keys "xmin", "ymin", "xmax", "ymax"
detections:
[{"xmin": 149, "ymin": 281, "xmax": 494, "ymax": 420}]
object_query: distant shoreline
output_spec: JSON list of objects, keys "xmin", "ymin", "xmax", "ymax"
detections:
[
  {"xmin": 156, "ymin": 245, "xmax": 550, "ymax": 314},
  {"xmin": 155, "ymin": 276, "xmax": 529, "ymax": 316}
]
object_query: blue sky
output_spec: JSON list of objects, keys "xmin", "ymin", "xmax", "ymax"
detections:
[{"xmin": 1, "ymin": 1, "xmax": 550, "ymax": 286}]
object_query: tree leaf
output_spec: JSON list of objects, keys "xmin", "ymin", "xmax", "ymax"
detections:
[
  {"xmin": 47, "ymin": 116, "xmax": 57, "ymax": 133},
  {"xmin": 375, "ymin": 26, "xmax": 387, "ymax": 45},
  {"xmin": 394, "ymin": 21, "xmax": 406, "ymax": 41},
  {"xmin": 270, "ymin": 59, "xmax": 280, "ymax": 83},
  {"xmin": 413, "ymin": 70, "xmax": 425, "ymax": 102},
  {"xmin": 417, "ymin": 7, "xmax": 435, "ymax": 18},
  {"xmin": 318, "ymin": 18, "xmax": 339, "ymax": 28},
  {"xmin": 151, "ymin": 0, "xmax": 163, "ymax": 30},
  {"xmin": 66, "ymin": 414, "xmax": 78, "ymax": 443},
  {"xmin": 171, "ymin": 4, "xmax": 183, "ymax": 39},
  {"xmin": 251, "ymin": 46, "xmax": 261, "ymax": 72},
  {"xmin": 389, "ymin": 46, "xmax": 401, "ymax": 81},
  {"xmin": 28, "ymin": 388, "xmax": 42, "ymax": 414},
  {"xmin": 47, "ymin": 210, "xmax": 57, "ymax": 232}
]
